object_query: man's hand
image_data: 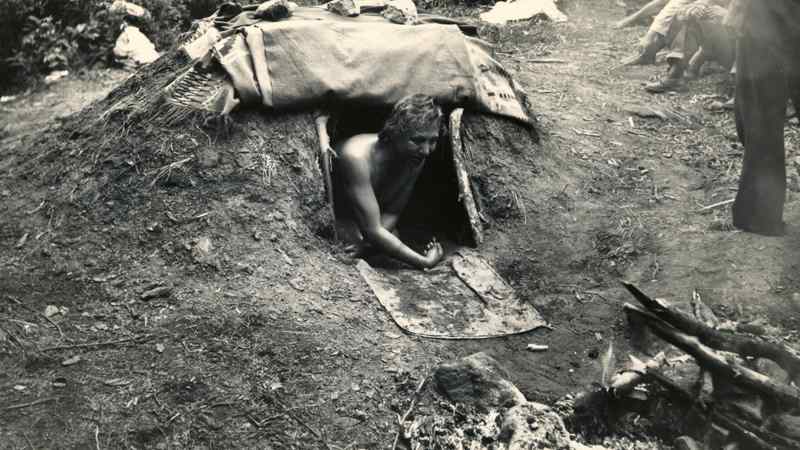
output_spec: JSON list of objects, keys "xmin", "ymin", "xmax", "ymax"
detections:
[
  {"xmin": 344, "ymin": 241, "xmax": 377, "ymax": 259},
  {"xmin": 422, "ymin": 238, "xmax": 444, "ymax": 268}
]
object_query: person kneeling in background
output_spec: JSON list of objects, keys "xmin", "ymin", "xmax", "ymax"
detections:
[{"xmin": 644, "ymin": 0, "xmax": 734, "ymax": 93}]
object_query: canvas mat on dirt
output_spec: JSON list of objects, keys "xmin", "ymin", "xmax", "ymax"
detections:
[
  {"xmin": 356, "ymin": 250, "xmax": 547, "ymax": 339},
  {"xmin": 170, "ymin": 7, "xmax": 530, "ymax": 123}
]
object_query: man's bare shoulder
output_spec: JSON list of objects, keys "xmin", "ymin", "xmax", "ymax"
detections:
[{"xmin": 337, "ymin": 133, "xmax": 378, "ymax": 162}]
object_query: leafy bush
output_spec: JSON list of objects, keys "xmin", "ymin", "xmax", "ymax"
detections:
[
  {"xmin": 0, "ymin": 0, "xmax": 229, "ymax": 92},
  {"xmin": 7, "ymin": 14, "xmax": 111, "ymax": 77}
]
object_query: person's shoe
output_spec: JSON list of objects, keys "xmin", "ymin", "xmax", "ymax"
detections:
[
  {"xmin": 724, "ymin": 98, "xmax": 735, "ymax": 109},
  {"xmin": 733, "ymin": 218, "xmax": 786, "ymax": 236},
  {"xmin": 644, "ymin": 77, "xmax": 685, "ymax": 93},
  {"xmin": 707, "ymin": 97, "xmax": 734, "ymax": 111}
]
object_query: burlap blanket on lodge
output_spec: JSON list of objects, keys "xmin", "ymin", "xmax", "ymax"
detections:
[{"xmin": 167, "ymin": 7, "xmax": 532, "ymax": 124}]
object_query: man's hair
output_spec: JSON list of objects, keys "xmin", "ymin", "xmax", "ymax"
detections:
[{"xmin": 378, "ymin": 94, "xmax": 443, "ymax": 143}]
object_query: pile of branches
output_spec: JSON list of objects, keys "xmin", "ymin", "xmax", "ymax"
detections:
[{"xmin": 606, "ymin": 283, "xmax": 800, "ymax": 449}]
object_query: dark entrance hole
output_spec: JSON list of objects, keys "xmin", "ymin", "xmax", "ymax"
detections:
[{"xmin": 328, "ymin": 104, "xmax": 475, "ymax": 251}]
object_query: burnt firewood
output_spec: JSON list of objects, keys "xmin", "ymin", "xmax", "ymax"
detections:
[
  {"xmin": 648, "ymin": 370, "xmax": 800, "ymax": 450},
  {"xmin": 624, "ymin": 304, "xmax": 800, "ymax": 411},
  {"xmin": 622, "ymin": 282, "xmax": 800, "ymax": 379},
  {"xmin": 765, "ymin": 414, "xmax": 800, "ymax": 441}
]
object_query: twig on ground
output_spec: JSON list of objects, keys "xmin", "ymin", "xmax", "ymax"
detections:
[
  {"xmin": 276, "ymin": 399, "xmax": 333, "ymax": 450},
  {"xmin": 0, "ymin": 321, "xmax": 35, "ymax": 354},
  {"xmin": 697, "ymin": 198, "xmax": 734, "ymax": 212},
  {"xmin": 26, "ymin": 200, "xmax": 46, "ymax": 215},
  {"xmin": 3, "ymin": 397, "xmax": 56, "ymax": 411},
  {"xmin": 22, "ymin": 431, "xmax": 34, "ymax": 449},
  {"xmin": 582, "ymin": 290, "xmax": 611, "ymax": 302},
  {"xmin": 148, "ymin": 156, "xmax": 194, "ymax": 188},
  {"xmin": 572, "ymin": 128, "xmax": 601, "ymax": 137},
  {"xmin": 85, "ymin": 374, "xmax": 133, "ymax": 387},
  {"xmin": 0, "ymin": 316, "xmax": 39, "ymax": 327},
  {"xmin": 152, "ymin": 392, "xmax": 169, "ymax": 413},
  {"xmin": 180, "ymin": 211, "xmax": 214, "ymax": 224},
  {"xmin": 4, "ymin": 295, "xmax": 66, "ymax": 340},
  {"xmin": 287, "ymin": 412, "xmax": 332, "ymax": 450},
  {"xmin": 95, "ymin": 425, "xmax": 101, "ymax": 450},
  {"xmin": 526, "ymin": 58, "xmax": 567, "ymax": 64},
  {"xmin": 392, "ymin": 375, "xmax": 429, "ymax": 450},
  {"xmin": 40, "ymin": 334, "xmax": 153, "ymax": 352},
  {"xmin": 246, "ymin": 413, "xmax": 284, "ymax": 428},
  {"xmin": 511, "ymin": 190, "xmax": 527, "ymax": 224}
]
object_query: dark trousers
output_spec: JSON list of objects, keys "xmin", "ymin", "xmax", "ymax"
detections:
[
  {"xmin": 665, "ymin": 23, "xmax": 698, "ymax": 66},
  {"xmin": 732, "ymin": 35, "xmax": 800, "ymax": 235}
]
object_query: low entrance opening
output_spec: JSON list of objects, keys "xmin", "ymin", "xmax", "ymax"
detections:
[{"xmin": 327, "ymin": 105, "xmax": 478, "ymax": 252}]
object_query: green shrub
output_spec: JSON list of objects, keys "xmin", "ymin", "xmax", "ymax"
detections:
[{"xmin": 0, "ymin": 0, "xmax": 229, "ymax": 92}]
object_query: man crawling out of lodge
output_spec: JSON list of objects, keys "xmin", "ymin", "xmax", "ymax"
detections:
[{"xmin": 321, "ymin": 94, "xmax": 446, "ymax": 270}]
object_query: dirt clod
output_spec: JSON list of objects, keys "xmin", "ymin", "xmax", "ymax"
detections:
[
  {"xmin": 140, "ymin": 285, "xmax": 172, "ymax": 301},
  {"xmin": 61, "ymin": 355, "xmax": 81, "ymax": 366}
]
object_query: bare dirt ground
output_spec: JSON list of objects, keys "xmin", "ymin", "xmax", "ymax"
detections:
[{"xmin": 2, "ymin": 1, "xmax": 800, "ymax": 448}]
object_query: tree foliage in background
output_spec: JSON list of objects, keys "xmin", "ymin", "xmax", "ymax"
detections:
[{"xmin": 0, "ymin": 0, "xmax": 229, "ymax": 92}]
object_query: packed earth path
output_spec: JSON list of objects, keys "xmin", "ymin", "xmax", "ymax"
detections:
[{"xmin": 2, "ymin": 0, "xmax": 800, "ymax": 448}]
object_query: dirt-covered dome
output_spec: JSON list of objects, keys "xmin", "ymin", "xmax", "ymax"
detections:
[
  {"xmin": 1, "ymin": 3, "xmax": 688, "ymax": 448},
  {"xmin": 0, "ymin": 24, "xmax": 553, "ymax": 447}
]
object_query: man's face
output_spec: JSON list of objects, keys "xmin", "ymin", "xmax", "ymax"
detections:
[{"xmin": 395, "ymin": 124, "xmax": 440, "ymax": 165}]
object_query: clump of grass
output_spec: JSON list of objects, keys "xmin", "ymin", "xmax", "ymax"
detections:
[
  {"xmin": 256, "ymin": 153, "xmax": 278, "ymax": 187},
  {"xmin": 594, "ymin": 212, "xmax": 655, "ymax": 270}
]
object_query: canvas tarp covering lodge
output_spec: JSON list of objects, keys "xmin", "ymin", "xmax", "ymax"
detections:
[{"xmin": 164, "ymin": 6, "xmax": 532, "ymax": 124}]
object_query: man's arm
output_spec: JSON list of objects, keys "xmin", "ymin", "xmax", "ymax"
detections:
[
  {"xmin": 380, "ymin": 187, "xmax": 415, "ymax": 232},
  {"xmin": 339, "ymin": 155, "xmax": 440, "ymax": 269},
  {"xmin": 380, "ymin": 212, "xmax": 401, "ymax": 233},
  {"xmin": 614, "ymin": 0, "xmax": 668, "ymax": 28}
]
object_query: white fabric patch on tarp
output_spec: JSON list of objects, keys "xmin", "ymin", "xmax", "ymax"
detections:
[{"xmin": 480, "ymin": 0, "xmax": 568, "ymax": 25}]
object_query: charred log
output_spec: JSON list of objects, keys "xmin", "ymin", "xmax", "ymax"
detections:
[
  {"xmin": 622, "ymin": 282, "xmax": 800, "ymax": 380},
  {"xmin": 624, "ymin": 304, "xmax": 800, "ymax": 411}
]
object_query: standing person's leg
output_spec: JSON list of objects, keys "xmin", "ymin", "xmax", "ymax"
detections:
[
  {"xmin": 732, "ymin": 36, "xmax": 788, "ymax": 235},
  {"xmin": 789, "ymin": 79, "xmax": 800, "ymax": 122},
  {"xmin": 787, "ymin": 50, "xmax": 800, "ymax": 122}
]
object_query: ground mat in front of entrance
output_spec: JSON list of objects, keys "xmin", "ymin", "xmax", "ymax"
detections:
[{"xmin": 357, "ymin": 249, "xmax": 547, "ymax": 339}]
